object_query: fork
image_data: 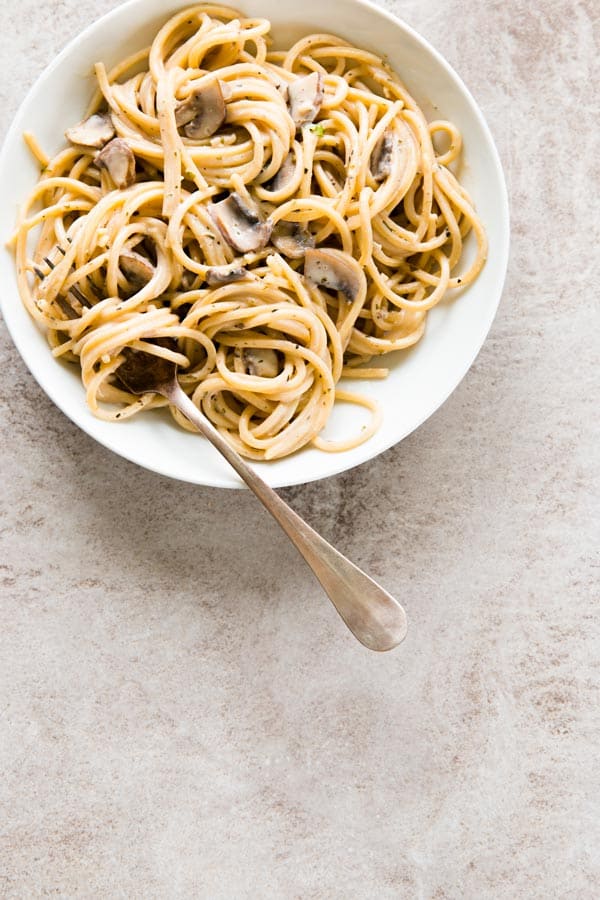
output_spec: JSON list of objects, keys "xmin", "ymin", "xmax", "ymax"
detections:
[
  {"xmin": 118, "ymin": 348, "xmax": 408, "ymax": 651},
  {"xmin": 33, "ymin": 259, "xmax": 407, "ymax": 651}
]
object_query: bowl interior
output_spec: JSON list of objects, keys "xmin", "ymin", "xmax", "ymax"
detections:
[{"xmin": 0, "ymin": 0, "xmax": 509, "ymax": 488}]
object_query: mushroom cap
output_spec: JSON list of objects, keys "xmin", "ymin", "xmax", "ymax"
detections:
[
  {"xmin": 211, "ymin": 193, "xmax": 272, "ymax": 254},
  {"xmin": 119, "ymin": 250, "xmax": 154, "ymax": 286},
  {"xmin": 370, "ymin": 131, "xmax": 395, "ymax": 182},
  {"xmin": 65, "ymin": 113, "xmax": 115, "ymax": 149},
  {"xmin": 175, "ymin": 80, "xmax": 226, "ymax": 140},
  {"xmin": 304, "ymin": 248, "xmax": 363, "ymax": 302},
  {"xmin": 96, "ymin": 138, "xmax": 136, "ymax": 189}
]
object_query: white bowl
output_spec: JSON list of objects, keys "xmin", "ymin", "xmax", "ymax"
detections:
[{"xmin": 0, "ymin": 0, "xmax": 509, "ymax": 489}]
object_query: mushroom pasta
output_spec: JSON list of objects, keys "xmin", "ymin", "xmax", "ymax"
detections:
[{"xmin": 11, "ymin": 4, "xmax": 487, "ymax": 460}]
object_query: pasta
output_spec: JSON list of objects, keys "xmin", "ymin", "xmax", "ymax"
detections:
[{"xmin": 11, "ymin": 4, "xmax": 487, "ymax": 460}]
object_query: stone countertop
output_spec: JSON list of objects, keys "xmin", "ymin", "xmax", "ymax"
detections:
[{"xmin": 1, "ymin": 1, "xmax": 598, "ymax": 897}]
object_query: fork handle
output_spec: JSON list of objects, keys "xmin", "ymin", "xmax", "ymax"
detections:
[{"xmin": 164, "ymin": 381, "xmax": 407, "ymax": 652}]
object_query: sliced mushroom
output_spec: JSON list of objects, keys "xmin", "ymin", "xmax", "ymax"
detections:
[
  {"xmin": 288, "ymin": 72, "xmax": 324, "ymax": 127},
  {"xmin": 370, "ymin": 131, "xmax": 394, "ymax": 182},
  {"xmin": 241, "ymin": 347, "xmax": 280, "ymax": 377},
  {"xmin": 119, "ymin": 249, "xmax": 154, "ymax": 286},
  {"xmin": 270, "ymin": 153, "xmax": 297, "ymax": 192},
  {"xmin": 96, "ymin": 138, "xmax": 136, "ymax": 189},
  {"xmin": 65, "ymin": 113, "xmax": 115, "ymax": 149},
  {"xmin": 271, "ymin": 221, "xmax": 315, "ymax": 259},
  {"xmin": 211, "ymin": 192, "xmax": 272, "ymax": 253},
  {"xmin": 175, "ymin": 80, "xmax": 226, "ymax": 140},
  {"xmin": 205, "ymin": 265, "xmax": 248, "ymax": 285},
  {"xmin": 304, "ymin": 248, "xmax": 362, "ymax": 302}
]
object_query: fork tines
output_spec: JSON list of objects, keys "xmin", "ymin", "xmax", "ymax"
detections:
[{"xmin": 34, "ymin": 249, "xmax": 91, "ymax": 310}]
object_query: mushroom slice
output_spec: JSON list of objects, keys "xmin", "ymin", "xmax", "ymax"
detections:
[
  {"xmin": 211, "ymin": 193, "xmax": 272, "ymax": 253},
  {"xmin": 205, "ymin": 265, "xmax": 249, "ymax": 285},
  {"xmin": 370, "ymin": 131, "xmax": 394, "ymax": 182},
  {"xmin": 288, "ymin": 72, "xmax": 324, "ymax": 127},
  {"xmin": 119, "ymin": 250, "xmax": 154, "ymax": 286},
  {"xmin": 65, "ymin": 113, "xmax": 115, "ymax": 149},
  {"xmin": 304, "ymin": 248, "xmax": 362, "ymax": 302},
  {"xmin": 175, "ymin": 80, "xmax": 226, "ymax": 140},
  {"xmin": 241, "ymin": 347, "xmax": 280, "ymax": 378},
  {"xmin": 271, "ymin": 221, "xmax": 315, "ymax": 259},
  {"xmin": 96, "ymin": 138, "xmax": 136, "ymax": 188},
  {"xmin": 270, "ymin": 153, "xmax": 297, "ymax": 192}
]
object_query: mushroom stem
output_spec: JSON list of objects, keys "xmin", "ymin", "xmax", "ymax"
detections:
[
  {"xmin": 205, "ymin": 265, "xmax": 249, "ymax": 285},
  {"xmin": 288, "ymin": 72, "xmax": 324, "ymax": 128}
]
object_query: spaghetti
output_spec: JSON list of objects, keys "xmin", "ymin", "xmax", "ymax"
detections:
[{"xmin": 11, "ymin": 4, "xmax": 487, "ymax": 460}]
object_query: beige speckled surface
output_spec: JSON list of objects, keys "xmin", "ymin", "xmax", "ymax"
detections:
[{"xmin": 1, "ymin": 0, "xmax": 599, "ymax": 897}]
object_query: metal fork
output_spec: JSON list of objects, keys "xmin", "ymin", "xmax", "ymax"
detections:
[{"xmin": 32, "ymin": 256, "xmax": 408, "ymax": 651}]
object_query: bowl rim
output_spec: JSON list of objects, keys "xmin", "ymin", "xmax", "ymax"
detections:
[{"xmin": 0, "ymin": 0, "xmax": 510, "ymax": 489}]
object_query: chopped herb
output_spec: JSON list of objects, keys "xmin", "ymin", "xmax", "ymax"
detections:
[{"xmin": 309, "ymin": 123, "xmax": 325, "ymax": 137}]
